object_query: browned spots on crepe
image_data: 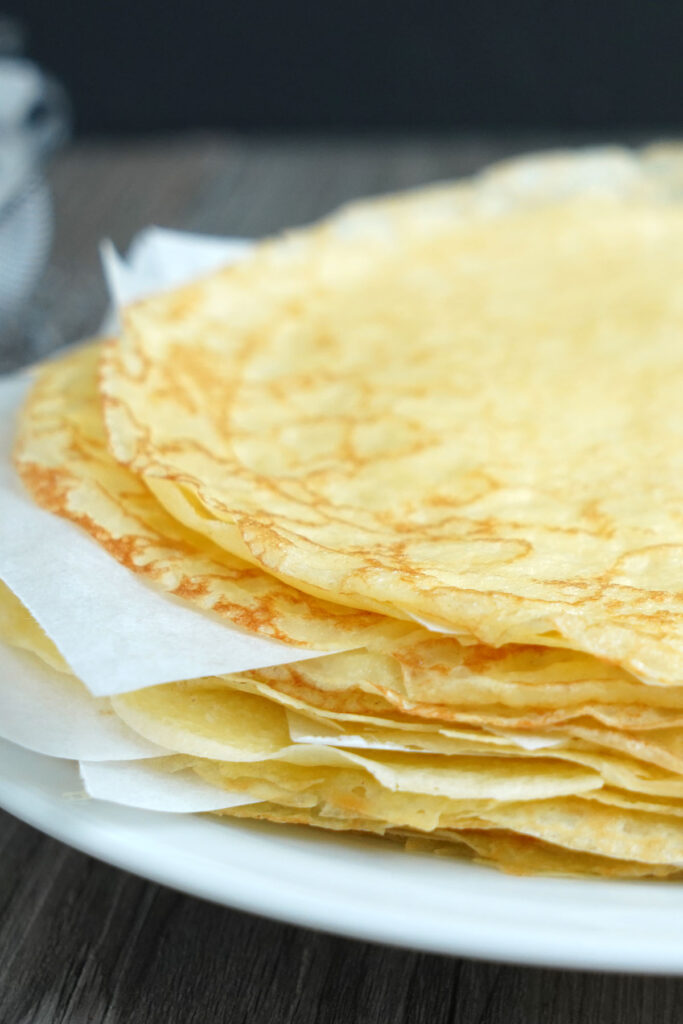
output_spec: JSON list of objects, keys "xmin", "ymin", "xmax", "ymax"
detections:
[{"xmin": 100, "ymin": 147, "xmax": 683, "ymax": 684}]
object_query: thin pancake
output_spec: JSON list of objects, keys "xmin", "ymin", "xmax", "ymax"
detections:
[
  {"xmin": 19, "ymin": 344, "xmax": 683, "ymax": 720},
  {"xmin": 13, "ymin": 343, "xmax": 408, "ymax": 652},
  {"xmin": 102, "ymin": 146, "xmax": 683, "ymax": 684}
]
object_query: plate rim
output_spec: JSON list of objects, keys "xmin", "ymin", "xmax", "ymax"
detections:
[{"xmin": 3, "ymin": 738, "xmax": 683, "ymax": 975}]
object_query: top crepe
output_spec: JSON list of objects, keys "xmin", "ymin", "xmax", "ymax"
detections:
[{"xmin": 102, "ymin": 146, "xmax": 683, "ymax": 685}]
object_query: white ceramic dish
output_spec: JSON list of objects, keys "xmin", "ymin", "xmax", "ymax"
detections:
[{"xmin": 2, "ymin": 735, "xmax": 683, "ymax": 973}]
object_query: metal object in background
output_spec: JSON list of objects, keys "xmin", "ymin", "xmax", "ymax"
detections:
[{"xmin": 0, "ymin": 16, "xmax": 70, "ymax": 370}]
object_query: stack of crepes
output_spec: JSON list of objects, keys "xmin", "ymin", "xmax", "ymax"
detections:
[{"xmin": 10, "ymin": 144, "xmax": 683, "ymax": 878}]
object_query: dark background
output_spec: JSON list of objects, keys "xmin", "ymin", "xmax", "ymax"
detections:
[{"xmin": 5, "ymin": 0, "xmax": 683, "ymax": 136}]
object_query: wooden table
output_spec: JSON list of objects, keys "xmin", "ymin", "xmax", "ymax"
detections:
[{"xmin": 2, "ymin": 134, "xmax": 683, "ymax": 1023}]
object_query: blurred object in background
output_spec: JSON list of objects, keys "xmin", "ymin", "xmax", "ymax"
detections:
[{"xmin": 0, "ymin": 14, "xmax": 69, "ymax": 371}]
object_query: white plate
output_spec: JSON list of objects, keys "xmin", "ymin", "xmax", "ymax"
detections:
[{"xmin": 2, "ymin": 736, "xmax": 683, "ymax": 973}]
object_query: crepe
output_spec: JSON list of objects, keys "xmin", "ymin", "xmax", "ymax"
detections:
[
  {"xmin": 17, "ymin": 341, "xmax": 683, "ymax": 735},
  {"xmin": 8, "ymin": 574, "xmax": 683, "ymax": 876},
  {"xmin": 13, "ymin": 342, "xmax": 407, "ymax": 652},
  {"xmin": 12, "ymin": 144, "xmax": 683, "ymax": 880},
  {"xmin": 99, "ymin": 146, "xmax": 683, "ymax": 685}
]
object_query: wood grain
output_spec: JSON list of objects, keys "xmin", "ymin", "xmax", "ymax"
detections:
[{"xmin": 2, "ymin": 132, "xmax": 683, "ymax": 1023}]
